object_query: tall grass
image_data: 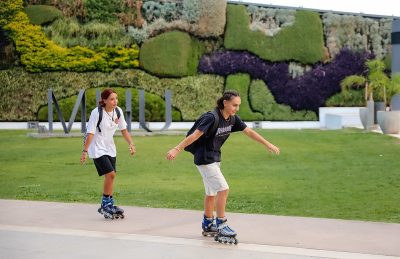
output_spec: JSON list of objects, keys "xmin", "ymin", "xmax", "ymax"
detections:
[{"xmin": 42, "ymin": 17, "xmax": 135, "ymax": 49}]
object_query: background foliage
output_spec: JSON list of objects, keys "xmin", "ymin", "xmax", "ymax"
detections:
[
  {"xmin": 42, "ymin": 17, "xmax": 135, "ymax": 50},
  {"xmin": 224, "ymin": 5, "xmax": 326, "ymax": 64},
  {"xmin": 139, "ymin": 30, "xmax": 204, "ymax": 77},
  {"xmin": 129, "ymin": 0, "xmax": 226, "ymax": 43},
  {"xmin": 225, "ymin": 74, "xmax": 264, "ymax": 121},
  {"xmin": 0, "ymin": 67, "xmax": 223, "ymax": 121},
  {"xmin": 23, "ymin": 5, "xmax": 62, "ymax": 25},
  {"xmin": 249, "ymin": 79, "xmax": 318, "ymax": 121},
  {"xmin": 1, "ymin": 0, "xmax": 140, "ymax": 72},
  {"xmin": 0, "ymin": 0, "xmax": 396, "ymax": 122},
  {"xmin": 38, "ymin": 87, "xmax": 182, "ymax": 122}
]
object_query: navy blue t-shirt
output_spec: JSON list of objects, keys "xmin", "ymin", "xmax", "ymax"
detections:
[{"xmin": 194, "ymin": 109, "xmax": 247, "ymax": 165}]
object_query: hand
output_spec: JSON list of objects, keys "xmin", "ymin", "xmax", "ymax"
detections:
[
  {"xmin": 266, "ymin": 143, "xmax": 280, "ymax": 154},
  {"xmin": 80, "ymin": 153, "xmax": 87, "ymax": 164},
  {"xmin": 166, "ymin": 148, "xmax": 179, "ymax": 161},
  {"xmin": 129, "ymin": 145, "xmax": 136, "ymax": 155}
]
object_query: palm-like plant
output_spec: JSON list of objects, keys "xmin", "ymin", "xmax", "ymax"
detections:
[
  {"xmin": 341, "ymin": 59, "xmax": 389, "ymax": 107},
  {"xmin": 384, "ymin": 73, "xmax": 400, "ymax": 111}
]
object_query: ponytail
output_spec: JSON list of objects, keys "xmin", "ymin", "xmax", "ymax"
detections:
[{"xmin": 215, "ymin": 90, "xmax": 240, "ymax": 109}]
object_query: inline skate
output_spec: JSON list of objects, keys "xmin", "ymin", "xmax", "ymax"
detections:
[
  {"xmin": 202, "ymin": 214, "xmax": 217, "ymax": 236},
  {"xmin": 214, "ymin": 217, "xmax": 238, "ymax": 245},
  {"xmin": 98, "ymin": 197, "xmax": 124, "ymax": 219}
]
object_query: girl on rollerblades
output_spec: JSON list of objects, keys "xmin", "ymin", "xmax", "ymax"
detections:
[
  {"xmin": 81, "ymin": 88, "xmax": 136, "ymax": 220},
  {"xmin": 165, "ymin": 90, "xmax": 280, "ymax": 244}
]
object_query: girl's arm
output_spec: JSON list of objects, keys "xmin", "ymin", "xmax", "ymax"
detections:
[
  {"xmin": 166, "ymin": 129, "xmax": 204, "ymax": 161},
  {"xmin": 242, "ymin": 127, "xmax": 280, "ymax": 154},
  {"xmin": 81, "ymin": 133, "xmax": 94, "ymax": 164},
  {"xmin": 121, "ymin": 129, "xmax": 136, "ymax": 155}
]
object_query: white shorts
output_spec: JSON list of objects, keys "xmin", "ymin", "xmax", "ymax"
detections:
[{"xmin": 196, "ymin": 162, "xmax": 229, "ymax": 196}]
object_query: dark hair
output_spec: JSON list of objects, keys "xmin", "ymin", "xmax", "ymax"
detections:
[
  {"xmin": 99, "ymin": 88, "xmax": 117, "ymax": 107},
  {"xmin": 215, "ymin": 90, "xmax": 240, "ymax": 109}
]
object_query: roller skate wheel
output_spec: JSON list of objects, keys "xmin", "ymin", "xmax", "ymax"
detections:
[
  {"xmin": 214, "ymin": 236, "xmax": 218, "ymax": 241},
  {"xmin": 218, "ymin": 239, "xmax": 222, "ymax": 243},
  {"xmin": 233, "ymin": 238, "xmax": 238, "ymax": 245}
]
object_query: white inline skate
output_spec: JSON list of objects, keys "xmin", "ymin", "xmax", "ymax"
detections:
[{"xmin": 214, "ymin": 217, "xmax": 238, "ymax": 245}]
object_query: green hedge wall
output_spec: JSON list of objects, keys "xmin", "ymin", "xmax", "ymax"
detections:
[
  {"xmin": 249, "ymin": 79, "xmax": 318, "ymax": 121},
  {"xmin": 38, "ymin": 87, "xmax": 182, "ymax": 122},
  {"xmin": 224, "ymin": 4, "xmax": 326, "ymax": 64},
  {"xmin": 0, "ymin": 67, "xmax": 224, "ymax": 121},
  {"xmin": 225, "ymin": 74, "xmax": 264, "ymax": 121},
  {"xmin": 139, "ymin": 30, "xmax": 205, "ymax": 77},
  {"xmin": 23, "ymin": 5, "xmax": 62, "ymax": 25}
]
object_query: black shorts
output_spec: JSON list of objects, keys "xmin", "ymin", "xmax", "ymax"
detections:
[{"xmin": 93, "ymin": 155, "xmax": 116, "ymax": 176}]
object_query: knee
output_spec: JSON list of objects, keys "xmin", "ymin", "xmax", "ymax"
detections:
[
  {"xmin": 105, "ymin": 171, "xmax": 116, "ymax": 180},
  {"xmin": 218, "ymin": 189, "xmax": 229, "ymax": 197}
]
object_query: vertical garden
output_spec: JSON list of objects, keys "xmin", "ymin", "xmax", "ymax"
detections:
[{"xmin": 0, "ymin": 0, "xmax": 394, "ymax": 122}]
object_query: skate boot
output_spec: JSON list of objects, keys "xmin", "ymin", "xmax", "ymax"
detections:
[
  {"xmin": 214, "ymin": 217, "xmax": 238, "ymax": 245},
  {"xmin": 110, "ymin": 197, "xmax": 125, "ymax": 219},
  {"xmin": 202, "ymin": 214, "xmax": 217, "ymax": 236},
  {"xmin": 98, "ymin": 197, "xmax": 118, "ymax": 220}
]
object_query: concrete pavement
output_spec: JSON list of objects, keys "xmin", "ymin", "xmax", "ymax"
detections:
[{"xmin": 1, "ymin": 199, "xmax": 399, "ymax": 259}]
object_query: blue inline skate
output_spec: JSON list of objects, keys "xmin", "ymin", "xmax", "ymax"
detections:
[
  {"xmin": 98, "ymin": 197, "xmax": 124, "ymax": 220},
  {"xmin": 202, "ymin": 214, "xmax": 217, "ymax": 236},
  {"xmin": 110, "ymin": 197, "xmax": 124, "ymax": 219},
  {"xmin": 214, "ymin": 217, "xmax": 238, "ymax": 245}
]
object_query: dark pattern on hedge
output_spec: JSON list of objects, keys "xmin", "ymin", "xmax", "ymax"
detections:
[{"xmin": 198, "ymin": 48, "xmax": 373, "ymax": 112}]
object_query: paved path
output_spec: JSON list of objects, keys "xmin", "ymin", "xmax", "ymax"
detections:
[{"xmin": 1, "ymin": 200, "xmax": 399, "ymax": 259}]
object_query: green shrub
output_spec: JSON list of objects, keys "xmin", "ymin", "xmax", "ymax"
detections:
[
  {"xmin": 384, "ymin": 53, "xmax": 392, "ymax": 71},
  {"xmin": 43, "ymin": 18, "xmax": 135, "ymax": 50},
  {"xmin": 0, "ymin": 67, "xmax": 224, "ymax": 121},
  {"xmin": 83, "ymin": 0, "xmax": 123, "ymax": 23},
  {"xmin": 139, "ymin": 30, "xmax": 204, "ymax": 77},
  {"xmin": 249, "ymin": 79, "xmax": 318, "ymax": 121},
  {"xmin": 225, "ymin": 74, "xmax": 263, "ymax": 121},
  {"xmin": 22, "ymin": 45, "xmax": 139, "ymax": 72},
  {"xmin": 38, "ymin": 87, "xmax": 182, "ymax": 122},
  {"xmin": 0, "ymin": 0, "xmax": 24, "ymax": 28},
  {"xmin": 325, "ymin": 89, "xmax": 365, "ymax": 107},
  {"xmin": 23, "ymin": 5, "xmax": 62, "ymax": 25},
  {"xmin": 224, "ymin": 4, "xmax": 325, "ymax": 64}
]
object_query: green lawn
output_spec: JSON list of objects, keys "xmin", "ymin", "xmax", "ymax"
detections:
[{"xmin": 1, "ymin": 128, "xmax": 399, "ymax": 223}]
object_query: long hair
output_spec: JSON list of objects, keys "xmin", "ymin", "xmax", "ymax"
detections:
[
  {"xmin": 215, "ymin": 90, "xmax": 240, "ymax": 109},
  {"xmin": 99, "ymin": 88, "xmax": 117, "ymax": 107}
]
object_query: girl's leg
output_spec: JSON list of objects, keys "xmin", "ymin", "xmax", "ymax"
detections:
[
  {"xmin": 103, "ymin": 171, "xmax": 116, "ymax": 196},
  {"xmin": 215, "ymin": 189, "xmax": 229, "ymax": 218},
  {"xmin": 204, "ymin": 195, "xmax": 215, "ymax": 218}
]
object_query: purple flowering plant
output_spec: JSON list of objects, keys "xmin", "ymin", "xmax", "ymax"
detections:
[{"xmin": 198, "ymin": 48, "xmax": 373, "ymax": 112}]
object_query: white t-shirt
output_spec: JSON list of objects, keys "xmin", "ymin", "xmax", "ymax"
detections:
[{"xmin": 87, "ymin": 106, "xmax": 127, "ymax": 159}]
